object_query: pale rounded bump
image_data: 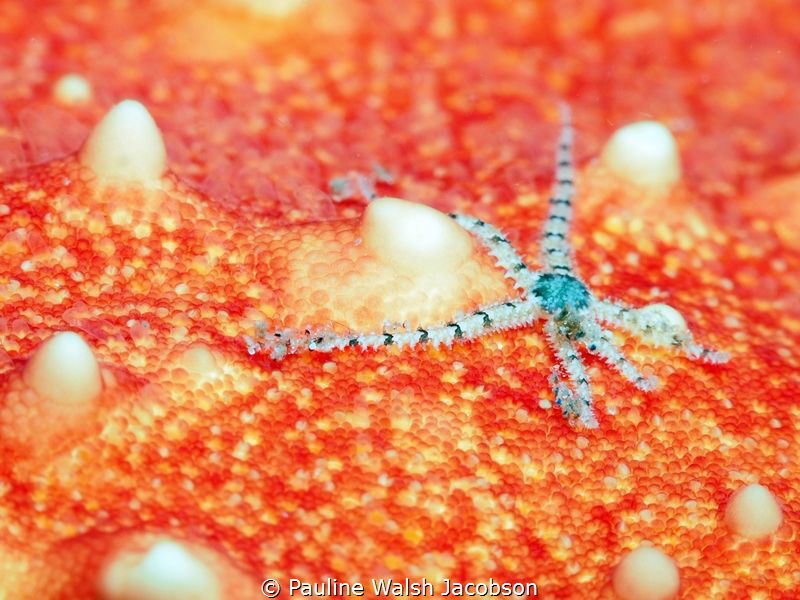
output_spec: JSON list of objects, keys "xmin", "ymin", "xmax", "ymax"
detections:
[
  {"xmin": 218, "ymin": 0, "xmax": 310, "ymax": 16},
  {"xmin": 22, "ymin": 331, "xmax": 102, "ymax": 407},
  {"xmin": 612, "ymin": 546, "xmax": 680, "ymax": 600},
  {"xmin": 601, "ymin": 121, "xmax": 681, "ymax": 189},
  {"xmin": 725, "ymin": 483, "xmax": 783, "ymax": 539},
  {"xmin": 53, "ymin": 74, "xmax": 93, "ymax": 106},
  {"xmin": 635, "ymin": 303, "xmax": 687, "ymax": 332},
  {"xmin": 361, "ymin": 197, "xmax": 474, "ymax": 275},
  {"xmin": 99, "ymin": 540, "xmax": 221, "ymax": 600},
  {"xmin": 177, "ymin": 343, "xmax": 219, "ymax": 376},
  {"xmin": 80, "ymin": 100, "xmax": 167, "ymax": 183}
]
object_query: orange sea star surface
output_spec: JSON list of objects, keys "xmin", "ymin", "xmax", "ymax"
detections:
[{"xmin": 0, "ymin": 1, "xmax": 799, "ymax": 599}]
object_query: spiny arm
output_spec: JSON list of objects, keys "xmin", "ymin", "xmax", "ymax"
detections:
[
  {"xmin": 579, "ymin": 317, "xmax": 660, "ymax": 390},
  {"xmin": 248, "ymin": 296, "xmax": 544, "ymax": 361},
  {"xmin": 448, "ymin": 214, "xmax": 539, "ymax": 291},
  {"xmin": 544, "ymin": 319, "xmax": 599, "ymax": 429},
  {"xmin": 593, "ymin": 300, "xmax": 730, "ymax": 364},
  {"xmin": 541, "ymin": 103, "xmax": 577, "ymax": 275}
]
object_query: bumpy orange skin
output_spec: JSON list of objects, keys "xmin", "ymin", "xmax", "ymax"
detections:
[{"xmin": 1, "ymin": 1, "xmax": 799, "ymax": 599}]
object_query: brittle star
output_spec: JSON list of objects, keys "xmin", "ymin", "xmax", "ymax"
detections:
[{"xmin": 245, "ymin": 105, "xmax": 729, "ymax": 428}]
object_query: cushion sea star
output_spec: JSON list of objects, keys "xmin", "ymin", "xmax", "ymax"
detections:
[{"xmin": 0, "ymin": 1, "xmax": 798, "ymax": 599}]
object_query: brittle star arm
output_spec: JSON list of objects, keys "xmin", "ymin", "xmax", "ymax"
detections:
[
  {"xmin": 449, "ymin": 214, "xmax": 540, "ymax": 291},
  {"xmin": 543, "ymin": 319, "xmax": 599, "ymax": 429},
  {"xmin": 247, "ymin": 296, "xmax": 544, "ymax": 361},
  {"xmin": 578, "ymin": 317, "xmax": 660, "ymax": 390},
  {"xmin": 592, "ymin": 300, "xmax": 730, "ymax": 364},
  {"xmin": 540, "ymin": 103, "xmax": 577, "ymax": 274}
]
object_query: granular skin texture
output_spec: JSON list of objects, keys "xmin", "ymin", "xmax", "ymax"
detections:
[{"xmin": 0, "ymin": 1, "xmax": 799, "ymax": 599}]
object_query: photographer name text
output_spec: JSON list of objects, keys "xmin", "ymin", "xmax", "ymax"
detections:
[{"xmin": 261, "ymin": 578, "xmax": 538, "ymax": 597}]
